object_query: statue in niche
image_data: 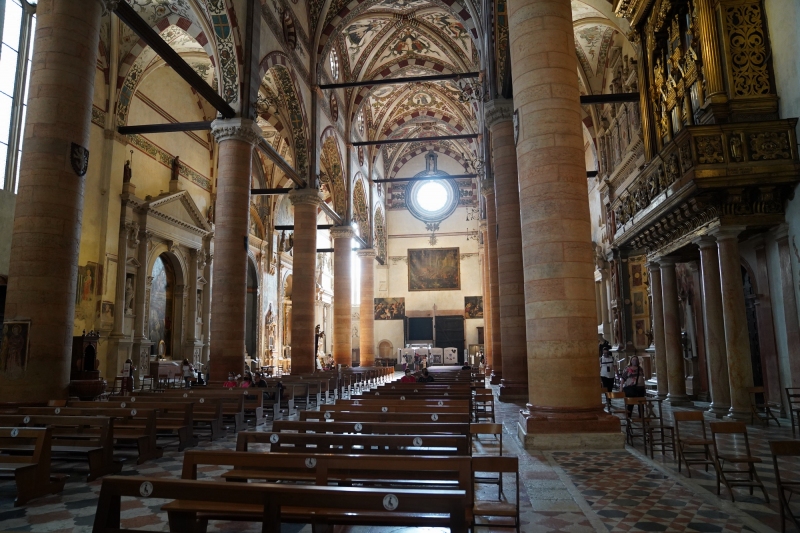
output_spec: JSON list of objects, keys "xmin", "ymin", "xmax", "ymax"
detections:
[
  {"xmin": 123, "ymin": 160, "xmax": 132, "ymax": 183},
  {"xmin": 265, "ymin": 303, "xmax": 275, "ymax": 326},
  {"xmin": 171, "ymin": 156, "xmax": 181, "ymax": 181},
  {"xmin": 125, "ymin": 275, "xmax": 135, "ymax": 313}
]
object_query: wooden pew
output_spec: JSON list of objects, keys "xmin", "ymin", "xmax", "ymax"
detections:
[
  {"xmin": 69, "ymin": 400, "xmax": 197, "ymax": 451},
  {"xmin": 118, "ymin": 396, "xmax": 224, "ymax": 440},
  {"xmin": 235, "ymin": 431, "xmax": 469, "ymax": 455},
  {"xmin": 0, "ymin": 415, "xmax": 122, "ymax": 481},
  {"xmin": 319, "ymin": 403, "xmax": 469, "ymax": 414},
  {"xmin": 18, "ymin": 406, "xmax": 162, "ymax": 464},
  {"xmin": 272, "ymin": 420, "xmax": 470, "ymax": 438},
  {"xmin": 134, "ymin": 389, "xmax": 248, "ymax": 431},
  {"xmin": 94, "ymin": 475, "xmax": 467, "ymax": 533},
  {"xmin": 337, "ymin": 398, "xmax": 471, "ymax": 410},
  {"xmin": 299, "ymin": 410, "xmax": 471, "ymax": 423},
  {"xmin": 0, "ymin": 427, "xmax": 66, "ymax": 506}
]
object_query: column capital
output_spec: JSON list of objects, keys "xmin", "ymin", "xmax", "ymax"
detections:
[
  {"xmin": 709, "ymin": 225, "xmax": 746, "ymax": 242},
  {"xmin": 693, "ymin": 235, "xmax": 717, "ymax": 250},
  {"xmin": 772, "ymin": 223, "xmax": 789, "ymax": 242},
  {"xmin": 479, "ymin": 220, "xmax": 488, "ymax": 232},
  {"xmin": 357, "ymin": 248, "xmax": 377, "ymax": 258},
  {"xmin": 484, "ymin": 99, "xmax": 514, "ymax": 129},
  {"xmin": 211, "ymin": 118, "xmax": 261, "ymax": 145},
  {"xmin": 658, "ymin": 256, "xmax": 678, "ymax": 267},
  {"xmin": 288, "ymin": 187, "xmax": 323, "ymax": 207},
  {"xmin": 330, "ymin": 225, "xmax": 354, "ymax": 240},
  {"xmin": 97, "ymin": 0, "xmax": 120, "ymax": 15},
  {"xmin": 645, "ymin": 261, "xmax": 661, "ymax": 272},
  {"xmin": 480, "ymin": 178, "xmax": 495, "ymax": 197}
]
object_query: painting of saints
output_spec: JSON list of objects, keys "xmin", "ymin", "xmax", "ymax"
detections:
[
  {"xmin": 0, "ymin": 321, "xmax": 30, "ymax": 376},
  {"xmin": 82, "ymin": 267, "xmax": 94, "ymax": 301},
  {"xmin": 374, "ymin": 298, "xmax": 405, "ymax": 320},
  {"xmin": 464, "ymin": 296, "xmax": 483, "ymax": 319},
  {"xmin": 408, "ymin": 248, "xmax": 460, "ymax": 291}
]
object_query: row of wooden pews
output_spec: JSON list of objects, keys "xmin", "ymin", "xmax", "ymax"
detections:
[{"xmin": 90, "ymin": 367, "xmax": 520, "ymax": 532}]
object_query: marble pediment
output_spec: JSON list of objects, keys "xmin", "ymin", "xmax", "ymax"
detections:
[{"xmin": 144, "ymin": 191, "xmax": 212, "ymax": 236}]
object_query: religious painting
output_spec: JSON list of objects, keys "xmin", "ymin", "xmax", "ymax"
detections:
[
  {"xmin": 634, "ymin": 319, "xmax": 648, "ymax": 349},
  {"xmin": 0, "ymin": 320, "xmax": 30, "ymax": 377},
  {"xmin": 374, "ymin": 298, "xmax": 405, "ymax": 320},
  {"xmin": 148, "ymin": 255, "xmax": 175, "ymax": 357},
  {"xmin": 464, "ymin": 296, "xmax": 483, "ymax": 319},
  {"xmin": 76, "ymin": 262, "xmax": 100, "ymax": 304},
  {"xmin": 412, "ymin": 92, "xmax": 433, "ymax": 106},
  {"xmin": 408, "ymin": 247, "xmax": 460, "ymax": 291},
  {"xmin": 100, "ymin": 301, "xmax": 114, "ymax": 326},
  {"xmin": 633, "ymin": 291, "xmax": 646, "ymax": 317}
]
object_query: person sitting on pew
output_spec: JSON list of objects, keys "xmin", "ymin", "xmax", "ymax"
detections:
[
  {"xmin": 400, "ymin": 368, "xmax": 416, "ymax": 383},
  {"xmin": 461, "ymin": 363, "xmax": 471, "ymax": 370},
  {"xmin": 240, "ymin": 374, "xmax": 253, "ymax": 388},
  {"xmin": 254, "ymin": 373, "xmax": 268, "ymax": 388},
  {"xmin": 417, "ymin": 368, "xmax": 435, "ymax": 383},
  {"xmin": 223, "ymin": 372, "xmax": 237, "ymax": 388}
]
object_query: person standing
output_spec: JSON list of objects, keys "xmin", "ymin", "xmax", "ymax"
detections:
[
  {"xmin": 600, "ymin": 348, "xmax": 615, "ymax": 392},
  {"xmin": 182, "ymin": 359, "xmax": 194, "ymax": 388},
  {"xmin": 620, "ymin": 356, "xmax": 646, "ymax": 413}
]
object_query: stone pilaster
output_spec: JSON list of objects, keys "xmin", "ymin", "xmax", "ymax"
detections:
[
  {"xmin": 208, "ymin": 118, "xmax": 260, "ymax": 382},
  {"xmin": 646, "ymin": 262, "xmax": 669, "ymax": 399},
  {"xmin": 131, "ymin": 229, "xmax": 153, "ymax": 367},
  {"xmin": 358, "ymin": 248, "xmax": 377, "ymax": 367},
  {"xmin": 288, "ymin": 188, "xmax": 322, "ymax": 374},
  {"xmin": 482, "ymin": 178, "xmax": 503, "ymax": 385},
  {"xmin": 509, "ymin": 0, "xmax": 620, "ymax": 448},
  {"xmin": 486, "ymin": 99, "xmax": 527, "ymax": 399},
  {"xmin": 659, "ymin": 258, "xmax": 690, "ymax": 405},
  {"xmin": 694, "ymin": 236, "xmax": 731, "ymax": 417},
  {"xmin": 331, "ymin": 225, "xmax": 353, "ymax": 367},
  {"xmin": 479, "ymin": 220, "xmax": 493, "ymax": 373},
  {"xmin": 106, "ymin": 221, "xmax": 136, "ymax": 378},
  {"xmin": 711, "ymin": 227, "xmax": 754, "ymax": 420},
  {"xmin": 200, "ymin": 242, "xmax": 213, "ymax": 367}
]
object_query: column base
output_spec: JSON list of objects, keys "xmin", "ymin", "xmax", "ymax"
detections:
[
  {"xmin": 489, "ymin": 371, "xmax": 502, "ymax": 385},
  {"xmin": 705, "ymin": 404, "xmax": 731, "ymax": 418},
  {"xmin": 724, "ymin": 408, "xmax": 751, "ymax": 421},
  {"xmin": 666, "ymin": 394, "xmax": 692, "ymax": 407},
  {"xmin": 498, "ymin": 380, "xmax": 528, "ymax": 400},
  {"xmin": 517, "ymin": 406, "xmax": 623, "ymax": 450}
]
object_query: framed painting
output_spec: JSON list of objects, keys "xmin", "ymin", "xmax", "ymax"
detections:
[
  {"xmin": 408, "ymin": 247, "xmax": 460, "ymax": 291},
  {"xmin": 1, "ymin": 320, "xmax": 31, "ymax": 377},
  {"xmin": 374, "ymin": 298, "xmax": 405, "ymax": 320},
  {"xmin": 464, "ymin": 296, "xmax": 483, "ymax": 318}
]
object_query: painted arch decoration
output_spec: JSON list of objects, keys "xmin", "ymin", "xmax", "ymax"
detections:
[{"xmin": 353, "ymin": 178, "xmax": 369, "ymax": 239}]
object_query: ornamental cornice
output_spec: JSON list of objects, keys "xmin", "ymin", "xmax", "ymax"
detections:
[
  {"xmin": 484, "ymin": 99, "xmax": 514, "ymax": 130},
  {"xmin": 211, "ymin": 118, "xmax": 262, "ymax": 145},
  {"xmin": 357, "ymin": 248, "xmax": 377, "ymax": 258},
  {"xmin": 288, "ymin": 187, "xmax": 323, "ymax": 207},
  {"xmin": 330, "ymin": 225, "xmax": 355, "ymax": 240}
]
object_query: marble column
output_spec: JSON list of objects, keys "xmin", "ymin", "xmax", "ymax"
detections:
[
  {"xmin": 106, "ymin": 221, "xmax": 136, "ymax": 377},
  {"xmin": 358, "ymin": 249, "xmax": 377, "ymax": 367},
  {"xmin": 0, "ymin": 0, "xmax": 104, "ymax": 402},
  {"xmin": 208, "ymin": 118, "xmax": 260, "ymax": 382},
  {"xmin": 132, "ymin": 229, "xmax": 153, "ymax": 366},
  {"xmin": 482, "ymin": 179, "xmax": 503, "ymax": 384},
  {"xmin": 289, "ymin": 188, "xmax": 322, "ymax": 374},
  {"xmin": 599, "ymin": 268, "xmax": 611, "ymax": 341},
  {"xmin": 183, "ymin": 248, "xmax": 200, "ymax": 361},
  {"xmin": 711, "ymin": 227, "xmax": 754, "ymax": 420},
  {"xmin": 776, "ymin": 229, "xmax": 800, "ymax": 386},
  {"xmin": 331, "ymin": 225, "xmax": 353, "ymax": 367},
  {"xmin": 660, "ymin": 258, "xmax": 690, "ymax": 405},
  {"xmin": 200, "ymin": 242, "xmax": 213, "ymax": 366},
  {"xmin": 695, "ymin": 236, "xmax": 731, "ymax": 417},
  {"xmin": 647, "ymin": 262, "xmax": 669, "ymax": 399},
  {"xmin": 486, "ymin": 99, "xmax": 527, "ymax": 399},
  {"xmin": 479, "ymin": 220, "xmax": 493, "ymax": 373},
  {"xmin": 509, "ymin": 0, "xmax": 620, "ymax": 447}
]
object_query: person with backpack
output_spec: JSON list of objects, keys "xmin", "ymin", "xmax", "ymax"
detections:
[
  {"xmin": 620, "ymin": 356, "xmax": 646, "ymax": 414},
  {"xmin": 600, "ymin": 348, "xmax": 615, "ymax": 392}
]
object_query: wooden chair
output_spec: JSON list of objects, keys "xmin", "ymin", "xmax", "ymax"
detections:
[
  {"xmin": 605, "ymin": 391, "xmax": 627, "ymax": 422},
  {"xmin": 644, "ymin": 398, "xmax": 675, "ymax": 459},
  {"xmin": 747, "ymin": 386, "xmax": 780, "ymax": 427},
  {"xmin": 624, "ymin": 397, "xmax": 649, "ymax": 450},
  {"xmin": 770, "ymin": 440, "xmax": 800, "ymax": 532},
  {"xmin": 471, "ymin": 423, "xmax": 504, "ymax": 491},
  {"xmin": 473, "ymin": 390, "xmax": 495, "ymax": 423},
  {"xmin": 673, "ymin": 411, "xmax": 714, "ymax": 477},
  {"xmin": 472, "ymin": 455, "xmax": 520, "ymax": 532},
  {"xmin": 786, "ymin": 388, "xmax": 800, "ymax": 437},
  {"xmin": 709, "ymin": 422, "xmax": 769, "ymax": 503}
]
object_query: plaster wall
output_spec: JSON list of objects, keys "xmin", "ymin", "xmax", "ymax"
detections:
[{"xmin": 0, "ymin": 190, "xmax": 15, "ymax": 277}]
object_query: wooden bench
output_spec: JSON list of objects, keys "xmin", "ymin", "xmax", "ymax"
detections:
[
  {"xmin": 94, "ymin": 475, "xmax": 467, "ymax": 533},
  {"xmin": 119, "ymin": 396, "xmax": 224, "ymax": 440},
  {"xmin": 68, "ymin": 400, "xmax": 197, "ymax": 451},
  {"xmin": 0, "ymin": 427, "xmax": 66, "ymax": 506},
  {"xmin": 319, "ymin": 403, "xmax": 469, "ymax": 414},
  {"xmin": 300, "ymin": 410, "xmax": 471, "ymax": 423},
  {"xmin": 272, "ymin": 420, "xmax": 471, "ymax": 439},
  {"xmin": 338, "ymin": 398, "xmax": 471, "ymax": 409},
  {"xmin": 235, "ymin": 431, "xmax": 469, "ymax": 455},
  {"xmin": 135, "ymin": 389, "xmax": 248, "ymax": 432},
  {"xmin": 18, "ymin": 406, "xmax": 162, "ymax": 464},
  {"xmin": 0, "ymin": 415, "xmax": 122, "ymax": 481}
]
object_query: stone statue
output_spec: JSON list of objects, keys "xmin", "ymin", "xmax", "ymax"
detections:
[
  {"xmin": 171, "ymin": 156, "xmax": 180, "ymax": 181},
  {"xmin": 265, "ymin": 303, "xmax": 274, "ymax": 326},
  {"xmin": 123, "ymin": 160, "xmax": 132, "ymax": 183},
  {"xmin": 125, "ymin": 276, "xmax": 134, "ymax": 312}
]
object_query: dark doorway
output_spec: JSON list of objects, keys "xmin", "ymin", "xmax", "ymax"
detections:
[
  {"xmin": 742, "ymin": 266, "xmax": 764, "ymax": 388},
  {"xmin": 435, "ymin": 315, "xmax": 465, "ymax": 363},
  {"xmin": 246, "ymin": 259, "xmax": 258, "ymax": 359}
]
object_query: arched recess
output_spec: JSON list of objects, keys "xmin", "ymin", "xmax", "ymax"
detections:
[
  {"xmin": 377, "ymin": 339, "xmax": 393, "ymax": 359},
  {"xmin": 145, "ymin": 246, "xmax": 187, "ymax": 366},
  {"xmin": 246, "ymin": 256, "xmax": 259, "ymax": 359},
  {"xmin": 352, "ymin": 178, "xmax": 369, "ymax": 239},
  {"xmin": 259, "ymin": 53, "xmax": 310, "ymax": 176},
  {"xmin": 320, "ymin": 127, "xmax": 347, "ymax": 217}
]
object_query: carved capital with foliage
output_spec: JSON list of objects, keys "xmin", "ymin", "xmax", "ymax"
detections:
[{"xmin": 211, "ymin": 118, "xmax": 262, "ymax": 145}]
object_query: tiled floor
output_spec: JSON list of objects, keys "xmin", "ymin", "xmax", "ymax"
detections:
[{"xmin": 0, "ymin": 378, "xmax": 796, "ymax": 532}]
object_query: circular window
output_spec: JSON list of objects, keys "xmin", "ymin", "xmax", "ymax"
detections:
[
  {"xmin": 405, "ymin": 178, "xmax": 459, "ymax": 222},
  {"xmin": 329, "ymin": 49, "xmax": 339, "ymax": 81}
]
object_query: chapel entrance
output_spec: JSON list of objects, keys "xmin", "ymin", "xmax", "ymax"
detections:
[{"xmin": 149, "ymin": 254, "xmax": 176, "ymax": 358}]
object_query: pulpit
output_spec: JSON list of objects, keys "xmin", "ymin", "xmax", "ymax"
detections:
[{"xmin": 69, "ymin": 331, "xmax": 106, "ymax": 400}]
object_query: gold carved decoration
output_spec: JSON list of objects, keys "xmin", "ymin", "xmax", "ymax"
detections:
[
  {"xmin": 749, "ymin": 132, "xmax": 791, "ymax": 161},
  {"xmin": 725, "ymin": 3, "xmax": 771, "ymax": 97},
  {"xmin": 695, "ymin": 135, "xmax": 724, "ymax": 164}
]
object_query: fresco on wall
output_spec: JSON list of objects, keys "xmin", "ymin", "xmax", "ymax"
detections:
[
  {"xmin": 408, "ymin": 247, "xmax": 460, "ymax": 291},
  {"xmin": 74, "ymin": 261, "xmax": 101, "ymax": 323},
  {"xmin": 374, "ymin": 298, "xmax": 405, "ymax": 320},
  {"xmin": 464, "ymin": 296, "xmax": 483, "ymax": 318},
  {"xmin": 149, "ymin": 255, "xmax": 175, "ymax": 357},
  {"xmin": 0, "ymin": 320, "xmax": 30, "ymax": 377}
]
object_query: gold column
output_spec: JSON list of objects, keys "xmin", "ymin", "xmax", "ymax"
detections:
[{"xmin": 696, "ymin": 0, "xmax": 728, "ymax": 102}]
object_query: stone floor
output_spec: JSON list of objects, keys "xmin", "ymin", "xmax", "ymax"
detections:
[{"xmin": 0, "ymin": 377, "xmax": 797, "ymax": 532}]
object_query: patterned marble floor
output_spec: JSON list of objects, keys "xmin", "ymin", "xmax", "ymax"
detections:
[{"xmin": 0, "ymin": 377, "xmax": 793, "ymax": 532}]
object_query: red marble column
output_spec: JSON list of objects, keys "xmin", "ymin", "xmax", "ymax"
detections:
[
  {"xmin": 509, "ymin": 0, "xmax": 620, "ymax": 447},
  {"xmin": 358, "ymin": 249, "xmax": 376, "ymax": 367},
  {"xmin": 288, "ymin": 188, "xmax": 321, "ymax": 374},
  {"xmin": 483, "ymin": 180, "xmax": 503, "ymax": 384},
  {"xmin": 0, "ymin": 0, "xmax": 104, "ymax": 402},
  {"xmin": 331, "ymin": 225, "xmax": 353, "ymax": 367},
  {"xmin": 487, "ymin": 99, "xmax": 528, "ymax": 399},
  {"xmin": 695, "ymin": 236, "xmax": 731, "ymax": 416},
  {"xmin": 209, "ymin": 118, "xmax": 260, "ymax": 383},
  {"xmin": 659, "ymin": 259, "xmax": 690, "ymax": 405}
]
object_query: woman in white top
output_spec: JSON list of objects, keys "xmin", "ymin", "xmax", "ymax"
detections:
[{"xmin": 182, "ymin": 358, "xmax": 194, "ymax": 388}]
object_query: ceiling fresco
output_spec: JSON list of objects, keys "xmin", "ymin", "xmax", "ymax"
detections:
[{"xmin": 571, "ymin": 0, "xmax": 604, "ymax": 21}]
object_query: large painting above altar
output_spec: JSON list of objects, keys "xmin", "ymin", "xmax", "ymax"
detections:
[{"xmin": 408, "ymin": 247, "xmax": 461, "ymax": 291}]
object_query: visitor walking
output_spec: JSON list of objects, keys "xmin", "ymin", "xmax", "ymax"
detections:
[
  {"xmin": 620, "ymin": 356, "xmax": 646, "ymax": 414},
  {"xmin": 182, "ymin": 359, "xmax": 194, "ymax": 388},
  {"xmin": 600, "ymin": 348, "xmax": 615, "ymax": 392}
]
